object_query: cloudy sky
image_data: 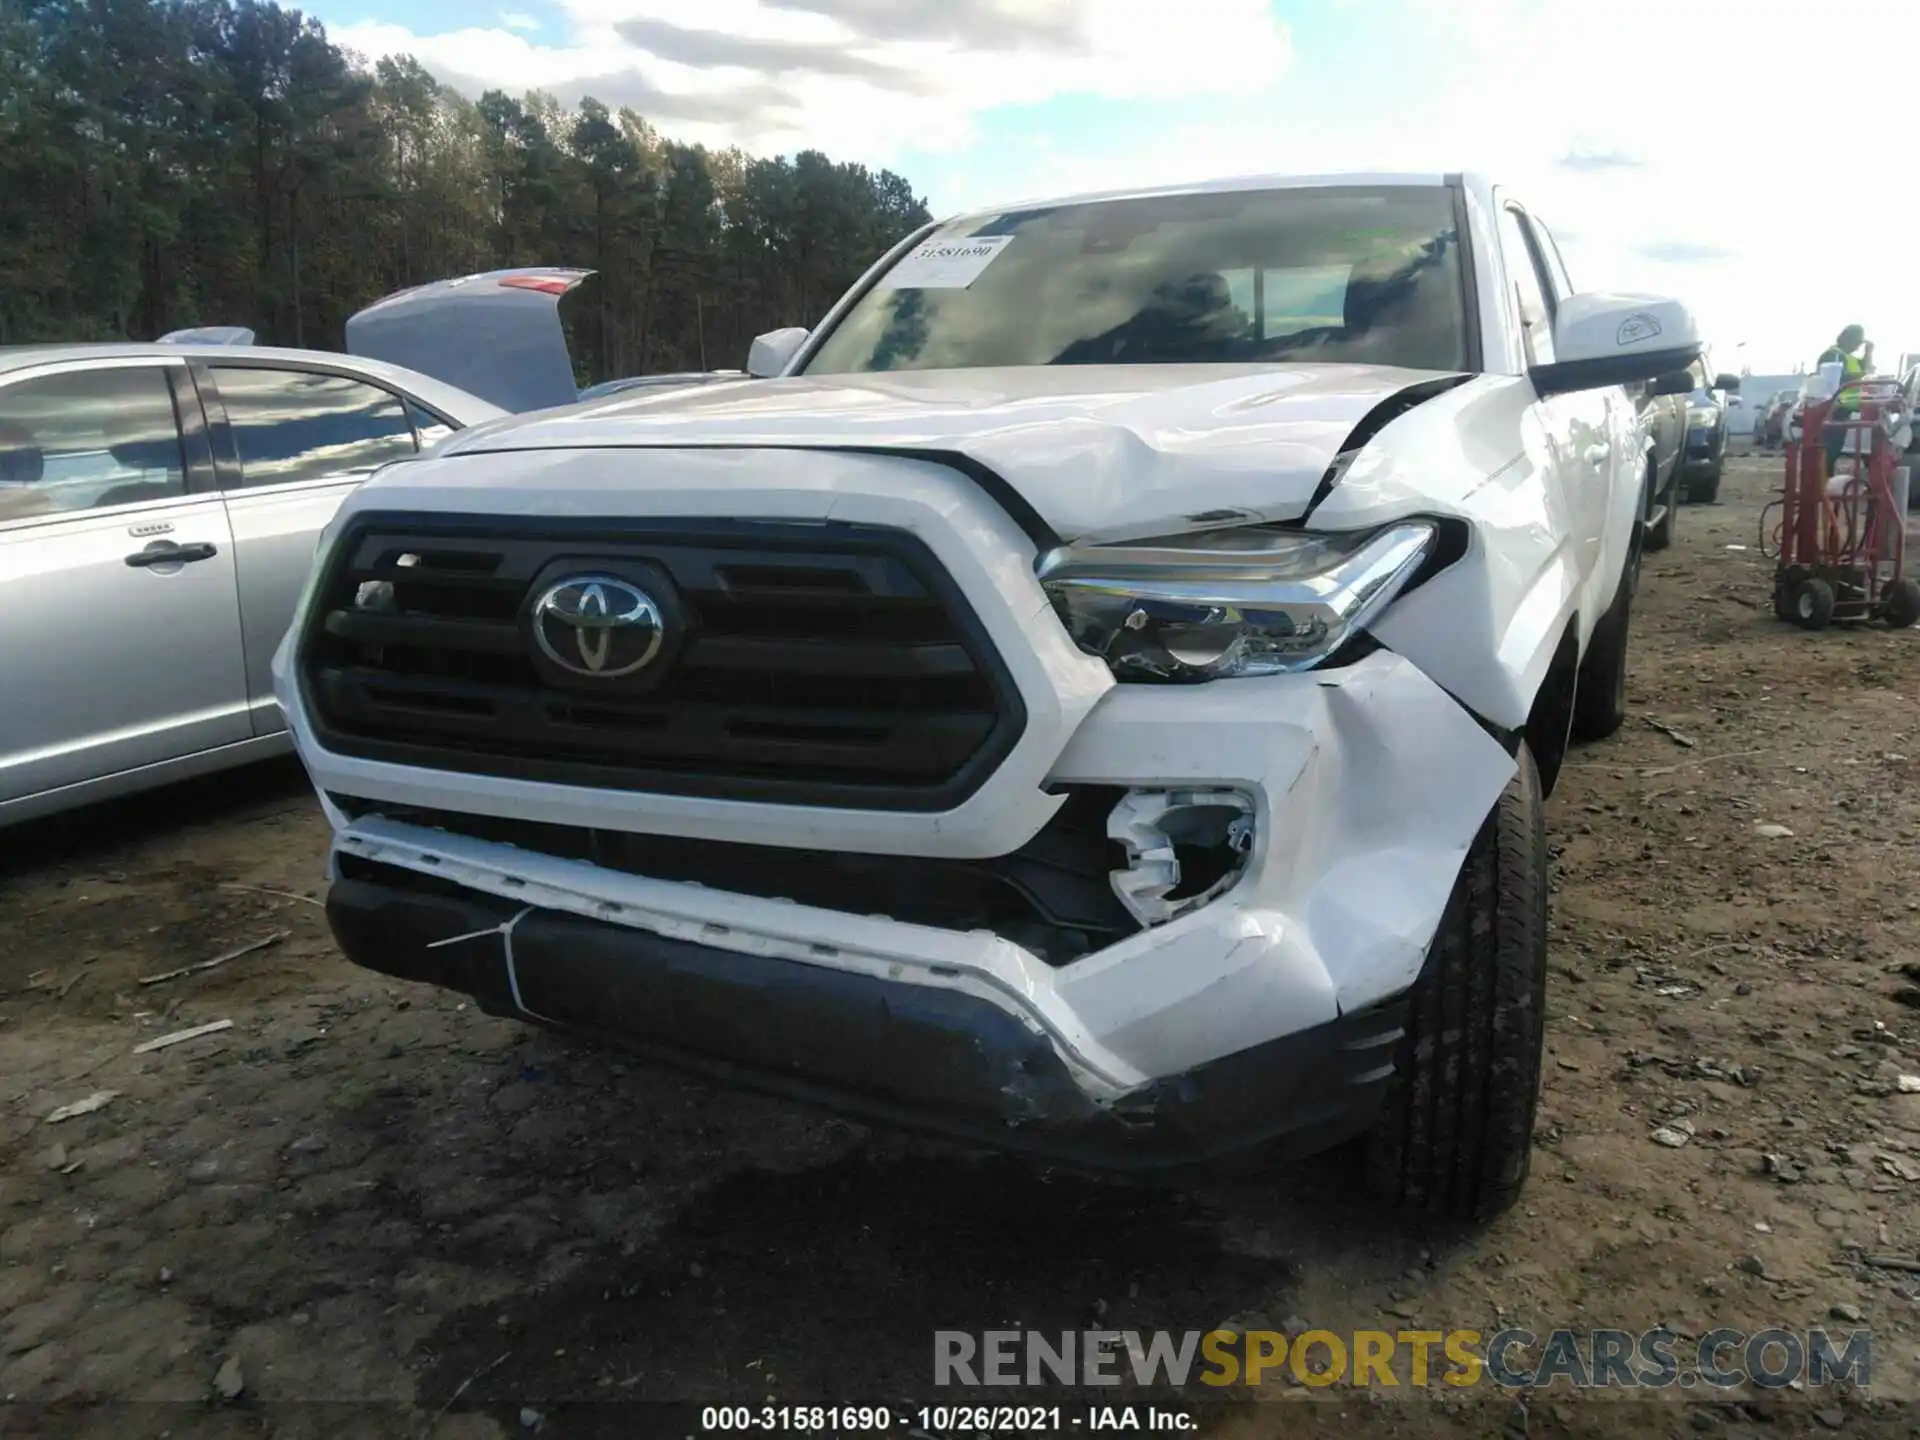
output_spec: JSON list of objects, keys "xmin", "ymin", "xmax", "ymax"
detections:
[{"xmin": 316, "ymin": 0, "xmax": 1918, "ymax": 373}]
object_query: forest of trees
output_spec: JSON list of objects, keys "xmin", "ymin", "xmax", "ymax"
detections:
[{"xmin": 0, "ymin": 0, "xmax": 934, "ymax": 381}]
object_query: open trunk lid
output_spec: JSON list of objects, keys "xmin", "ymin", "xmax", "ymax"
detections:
[{"xmin": 345, "ymin": 267, "xmax": 593, "ymax": 414}]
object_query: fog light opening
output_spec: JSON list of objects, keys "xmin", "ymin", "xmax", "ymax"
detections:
[{"xmin": 1107, "ymin": 788, "xmax": 1256, "ymax": 927}]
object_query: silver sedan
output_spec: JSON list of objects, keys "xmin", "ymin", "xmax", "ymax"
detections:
[{"xmin": 0, "ymin": 268, "xmax": 594, "ymax": 826}]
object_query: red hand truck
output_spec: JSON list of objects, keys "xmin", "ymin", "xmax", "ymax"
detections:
[{"xmin": 1768, "ymin": 378, "xmax": 1920, "ymax": 629}]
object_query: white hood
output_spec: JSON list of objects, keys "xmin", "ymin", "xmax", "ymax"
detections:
[{"xmin": 437, "ymin": 363, "xmax": 1463, "ymax": 542}]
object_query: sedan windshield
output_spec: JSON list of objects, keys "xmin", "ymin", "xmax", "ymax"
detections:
[{"xmin": 803, "ymin": 185, "xmax": 1470, "ymax": 375}]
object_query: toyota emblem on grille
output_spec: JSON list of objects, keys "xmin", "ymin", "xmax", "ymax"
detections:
[{"xmin": 530, "ymin": 575, "xmax": 665, "ymax": 678}]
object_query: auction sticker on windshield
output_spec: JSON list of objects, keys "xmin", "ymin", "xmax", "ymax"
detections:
[{"xmin": 878, "ymin": 235, "xmax": 1014, "ymax": 289}]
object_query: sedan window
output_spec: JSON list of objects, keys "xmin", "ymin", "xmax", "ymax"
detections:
[
  {"xmin": 213, "ymin": 367, "xmax": 417, "ymax": 488},
  {"xmin": 405, "ymin": 399, "xmax": 454, "ymax": 452},
  {"xmin": 0, "ymin": 366, "xmax": 187, "ymax": 524}
]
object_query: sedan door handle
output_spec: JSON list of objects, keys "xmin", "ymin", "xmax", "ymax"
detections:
[
  {"xmin": 125, "ymin": 541, "xmax": 218, "ymax": 568},
  {"xmin": 1584, "ymin": 442, "xmax": 1612, "ymax": 466}
]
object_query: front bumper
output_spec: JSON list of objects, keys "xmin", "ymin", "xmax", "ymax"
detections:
[
  {"xmin": 281, "ymin": 451, "xmax": 1516, "ymax": 1145},
  {"xmin": 310, "ymin": 649, "xmax": 1514, "ymax": 1125},
  {"xmin": 328, "ymin": 857, "xmax": 1410, "ymax": 1170}
]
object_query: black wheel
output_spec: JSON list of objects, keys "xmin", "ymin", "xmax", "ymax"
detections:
[
  {"xmin": 1685, "ymin": 461, "xmax": 1722, "ymax": 504},
  {"xmin": 1773, "ymin": 570, "xmax": 1799, "ymax": 623},
  {"xmin": 1570, "ymin": 553, "xmax": 1633, "ymax": 742},
  {"xmin": 1365, "ymin": 743, "xmax": 1547, "ymax": 1224},
  {"xmin": 1793, "ymin": 577, "xmax": 1836, "ymax": 630},
  {"xmin": 1885, "ymin": 577, "xmax": 1920, "ymax": 629}
]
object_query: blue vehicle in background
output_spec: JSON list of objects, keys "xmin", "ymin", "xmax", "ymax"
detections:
[{"xmin": 1680, "ymin": 350, "xmax": 1741, "ymax": 504}]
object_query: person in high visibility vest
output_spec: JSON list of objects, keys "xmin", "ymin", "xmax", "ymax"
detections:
[{"xmin": 1817, "ymin": 324, "xmax": 1873, "ymax": 474}]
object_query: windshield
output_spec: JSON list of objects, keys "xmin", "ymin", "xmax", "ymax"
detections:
[{"xmin": 802, "ymin": 185, "xmax": 1470, "ymax": 375}]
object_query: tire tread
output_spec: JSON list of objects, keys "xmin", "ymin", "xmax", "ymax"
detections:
[{"xmin": 1366, "ymin": 745, "xmax": 1548, "ymax": 1222}]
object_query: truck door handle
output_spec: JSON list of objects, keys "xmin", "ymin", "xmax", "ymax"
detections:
[
  {"xmin": 125, "ymin": 541, "xmax": 218, "ymax": 568},
  {"xmin": 1584, "ymin": 442, "xmax": 1611, "ymax": 466}
]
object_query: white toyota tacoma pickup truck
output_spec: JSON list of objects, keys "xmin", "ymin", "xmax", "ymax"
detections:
[{"xmin": 277, "ymin": 173, "xmax": 1700, "ymax": 1222}]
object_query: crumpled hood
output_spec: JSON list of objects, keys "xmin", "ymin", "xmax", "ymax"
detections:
[{"xmin": 437, "ymin": 363, "xmax": 1461, "ymax": 541}]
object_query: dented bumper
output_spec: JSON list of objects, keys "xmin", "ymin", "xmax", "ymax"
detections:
[
  {"xmin": 328, "ymin": 859, "xmax": 1411, "ymax": 1169},
  {"xmin": 314, "ymin": 649, "xmax": 1515, "ymax": 1136}
]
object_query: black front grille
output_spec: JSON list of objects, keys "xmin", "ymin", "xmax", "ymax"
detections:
[{"xmin": 300, "ymin": 513, "xmax": 1026, "ymax": 810}]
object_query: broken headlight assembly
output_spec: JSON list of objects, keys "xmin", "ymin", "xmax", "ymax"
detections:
[{"xmin": 1036, "ymin": 520, "xmax": 1437, "ymax": 681}]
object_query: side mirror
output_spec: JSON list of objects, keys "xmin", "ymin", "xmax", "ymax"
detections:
[
  {"xmin": 1714, "ymin": 372, "xmax": 1741, "ymax": 392},
  {"xmin": 747, "ymin": 327, "xmax": 810, "ymax": 378},
  {"xmin": 1531, "ymin": 293, "xmax": 1702, "ymax": 398},
  {"xmin": 1648, "ymin": 369, "xmax": 1695, "ymax": 397}
]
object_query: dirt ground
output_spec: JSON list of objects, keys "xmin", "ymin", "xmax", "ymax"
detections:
[{"xmin": 7, "ymin": 452, "xmax": 1920, "ymax": 1439}]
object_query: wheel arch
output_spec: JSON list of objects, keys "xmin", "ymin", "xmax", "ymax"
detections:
[
  {"xmin": 1434, "ymin": 611, "xmax": 1579, "ymax": 799},
  {"xmin": 1521, "ymin": 617, "xmax": 1581, "ymax": 798}
]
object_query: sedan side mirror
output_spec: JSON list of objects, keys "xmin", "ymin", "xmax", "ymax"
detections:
[
  {"xmin": 1531, "ymin": 293, "xmax": 1702, "ymax": 398},
  {"xmin": 1714, "ymin": 372, "xmax": 1741, "ymax": 392},
  {"xmin": 747, "ymin": 327, "xmax": 810, "ymax": 378}
]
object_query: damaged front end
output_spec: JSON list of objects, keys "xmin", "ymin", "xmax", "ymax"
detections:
[
  {"xmin": 287, "ymin": 441, "xmax": 1517, "ymax": 1172},
  {"xmin": 1107, "ymin": 789, "xmax": 1255, "ymax": 927},
  {"xmin": 312, "ymin": 641, "xmax": 1515, "ymax": 1170},
  {"xmin": 325, "ymin": 839, "xmax": 1413, "ymax": 1170},
  {"xmin": 328, "ymin": 782, "xmax": 1261, "ymax": 969}
]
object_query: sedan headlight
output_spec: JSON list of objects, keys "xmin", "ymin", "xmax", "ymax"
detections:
[
  {"xmin": 1687, "ymin": 406, "xmax": 1719, "ymax": 427},
  {"xmin": 1036, "ymin": 521, "xmax": 1437, "ymax": 681}
]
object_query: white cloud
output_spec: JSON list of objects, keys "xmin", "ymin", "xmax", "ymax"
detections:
[
  {"xmin": 324, "ymin": 0, "xmax": 1920, "ymax": 369},
  {"xmin": 497, "ymin": 10, "xmax": 541, "ymax": 30},
  {"xmin": 1391, "ymin": 0, "xmax": 1920, "ymax": 369},
  {"xmin": 331, "ymin": 0, "xmax": 1292, "ymax": 159},
  {"xmin": 926, "ymin": 0, "xmax": 1920, "ymax": 371}
]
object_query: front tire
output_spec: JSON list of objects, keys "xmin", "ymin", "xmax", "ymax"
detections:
[{"xmin": 1365, "ymin": 744, "xmax": 1548, "ymax": 1224}]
